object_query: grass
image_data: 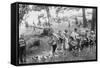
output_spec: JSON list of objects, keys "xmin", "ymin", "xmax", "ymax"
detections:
[
  {"xmin": 23, "ymin": 35, "xmax": 96, "ymax": 63},
  {"xmin": 19, "ymin": 27, "xmax": 96, "ymax": 64}
]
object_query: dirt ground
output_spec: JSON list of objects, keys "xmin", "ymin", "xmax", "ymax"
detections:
[{"xmin": 21, "ymin": 35, "xmax": 96, "ymax": 64}]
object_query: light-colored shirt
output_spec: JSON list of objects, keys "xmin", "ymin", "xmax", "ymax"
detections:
[
  {"xmin": 70, "ymin": 31, "xmax": 79, "ymax": 40},
  {"xmin": 19, "ymin": 39, "xmax": 26, "ymax": 47}
]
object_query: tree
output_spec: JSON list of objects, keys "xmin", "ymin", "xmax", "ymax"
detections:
[
  {"xmin": 36, "ymin": 6, "xmax": 51, "ymax": 27},
  {"xmin": 19, "ymin": 4, "xmax": 29, "ymax": 24},
  {"xmin": 45, "ymin": 6, "xmax": 51, "ymax": 27},
  {"xmin": 82, "ymin": 8, "xmax": 87, "ymax": 27},
  {"xmin": 91, "ymin": 9, "xmax": 96, "ymax": 31}
]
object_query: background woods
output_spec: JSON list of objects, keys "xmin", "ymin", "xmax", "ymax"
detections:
[{"xmin": 18, "ymin": 4, "xmax": 97, "ymax": 64}]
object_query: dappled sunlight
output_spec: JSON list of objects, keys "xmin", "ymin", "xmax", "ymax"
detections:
[{"xmin": 18, "ymin": 4, "xmax": 96, "ymax": 64}]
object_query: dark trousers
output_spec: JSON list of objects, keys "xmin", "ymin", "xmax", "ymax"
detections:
[
  {"xmin": 19, "ymin": 46, "xmax": 25, "ymax": 63},
  {"xmin": 52, "ymin": 44, "xmax": 57, "ymax": 54}
]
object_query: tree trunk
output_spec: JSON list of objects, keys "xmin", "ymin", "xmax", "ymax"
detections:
[
  {"xmin": 82, "ymin": 8, "xmax": 87, "ymax": 27},
  {"xmin": 45, "ymin": 7, "xmax": 51, "ymax": 27},
  {"xmin": 91, "ymin": 9, "xmax": 96, "ymax": 31}
]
